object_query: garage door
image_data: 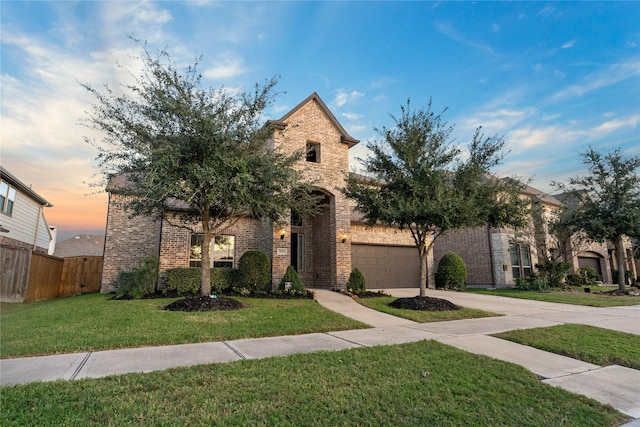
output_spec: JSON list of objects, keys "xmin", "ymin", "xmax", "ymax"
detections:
[
  {"xmin": 351, "ymin": 244, "xmax": 420, "ymax": 289},
  {"xmin": 578, "ymin": 256, "xmax": 602, "ymax": 276}
]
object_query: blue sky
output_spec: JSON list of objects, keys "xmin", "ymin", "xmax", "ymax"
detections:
[{"xmin": 2, "ymin": 1, "xmax": 639, "ymax": 239}]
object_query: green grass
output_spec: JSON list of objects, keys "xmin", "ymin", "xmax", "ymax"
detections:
[
  {"xmin": 469, "ymin": 287, "xmax": 640, "ymax": 307},
  {"xmin": 0, "ymin": 293, "xmax": 367, "ymax": 359},
  {"xmin": 0, "ymin": 340, "xmax": 627, "ymax": 426},
  {"xmin": 357, "ymin": 296, "xmax": 500, "ymax": 322},
  {"xmin": 494, "ymin": 324, "xmax": 640, "ymax": 369}
]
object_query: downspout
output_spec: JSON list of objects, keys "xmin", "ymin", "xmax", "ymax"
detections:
[
  {"xmin": 33, "ymin": 205, "xmax": 43, "ymax": 251},
  {"xmin": 487, "ymin": 224, "xmax": 496, "ymax": 286}
]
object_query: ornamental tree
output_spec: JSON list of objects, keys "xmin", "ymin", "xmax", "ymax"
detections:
[
  {"xmin": 552, "ymin": 146, "xmax": 640, "ymax": 291},
  {"xmin": 343, "ymin": 99, "xmax": 530, "ymax": 295},
  {"xmin": 82, "ymin": 45, "xmax": 318, "ymax": 296}
]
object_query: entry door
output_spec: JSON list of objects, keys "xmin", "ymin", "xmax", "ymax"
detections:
[{"xmin": 290, "ymin": 233, "xmax": 304, "ymax": 272}]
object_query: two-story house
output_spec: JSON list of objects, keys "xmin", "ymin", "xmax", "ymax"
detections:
[
  {"xmin": 101, "ymin": 93, "xmax": 420, "ymax": 292},
  {"xmin": 0, "ymin": 166, "xmax": 53, "ymax": 253}
]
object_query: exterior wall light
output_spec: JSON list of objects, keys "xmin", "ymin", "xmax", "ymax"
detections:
[
  {"xmin": 280, "ymin": 228, "xmax": 286, "ymax": 240},
  {"xmin": 340, "ymin": 232, "xmax": 347, "ymax": 243}
]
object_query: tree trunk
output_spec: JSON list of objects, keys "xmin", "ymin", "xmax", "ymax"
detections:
[
  {"xmin": 419, "ymin": 243, "xmax": 427, "ymax": 297},
  {"xmin": 418, "ymin": 241, "xmax": 436, "ymax": 296},
  {"xmin": 200, "ymin": 210, "xmax": 213, "ymax": 296},
  {"xmin": 614, "ymin": 235, "xmax": 627, "ymax": 291}
]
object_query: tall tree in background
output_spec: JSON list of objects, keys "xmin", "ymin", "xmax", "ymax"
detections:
[
  {"xmin": 552, "ymin": 146, "xmax": 640, "ymax": 291},
  {"xmin": 82, "ymin": 45, "xmax": 318, "ymax": 296},
  {"xmin": 343, "ymin": 100, "xmax": 530, "ymax": 296}
]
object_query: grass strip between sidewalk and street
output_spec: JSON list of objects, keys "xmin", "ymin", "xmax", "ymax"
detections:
[
  {"xmin": 356, "ymin": 296, "xmax": 500, "ymax": 322},
  {"xmin": 1, "ymin": 340, "xmax": 628, "ymax": 427},
  {"xmin": 493, "ymin": 324, "xmax": 640, "ymax": 369},
  {"xmin": 0, "ymin": 293, "xmax": 368, "ymax": 359},
  {"xmin": 468, "ymin": 287, "xmax": 639, "ymax": 307}
]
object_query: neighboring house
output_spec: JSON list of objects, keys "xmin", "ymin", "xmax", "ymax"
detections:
[
  {"xmin": 101, "ymin": 93, "xmax": 419, "ymax": 292},
  {"xmin": 433, "ymin": 183, "xmax": 636, "ymax": 286},
  {"xmin": 53, "ymin": 234, "xmax": 105, "ymax": 258},
  {"xmin": 0, "ymin": 166, "xmax": 53, "ymax": 253},
  {"xmin": 554, "ymin": 192, "xmax": 637, "ymax": 284},
  {"xmin": 433, "ymin": 183, "xmax": 565, "ymax": 287}
]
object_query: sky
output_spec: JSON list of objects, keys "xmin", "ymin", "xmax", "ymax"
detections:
[{"xmin": 2, "ymin": 1, "xmax": 639, "ymax": 240}]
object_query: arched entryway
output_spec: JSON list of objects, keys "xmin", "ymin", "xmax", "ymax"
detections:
[{"xmin": 290, "ymin": 189, "xmax": 337, "ymax": 288}]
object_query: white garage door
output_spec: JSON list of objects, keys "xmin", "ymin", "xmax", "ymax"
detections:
[{"xmin": 351, "ymin": 244, "xmax": 421, "ymax": 289}]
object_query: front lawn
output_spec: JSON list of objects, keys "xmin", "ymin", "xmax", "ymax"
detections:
[
  {"xmin": 357, "ymin": 296, "xmax": 500, "ymax": 322},
  {"xmin": 494, "ymin": 324, "xmax": 640, "ymax": 369},
  {"xmin": 469, "ymin": 287, "xmax": 640, "ymax": 307},
  {"xmin": 1, "ymin": 340, "xmax": 627, "ymax": 426},
  {"xmin": 0, "ymin": 293, "xmax": 367, "ymax": 359}
]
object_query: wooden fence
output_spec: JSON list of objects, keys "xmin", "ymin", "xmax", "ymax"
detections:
[{"xmin": 1, "ymin": 244, "xmax": 102, "ymax": 302}]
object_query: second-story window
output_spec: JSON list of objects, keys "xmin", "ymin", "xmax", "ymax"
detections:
[
  {"xmin": 306, "ymin": 142, "xmax": 320, "ymax": 163},
  {"xmin": 0, "ymin": 181, "xmax": 16, "ymax": 215}
]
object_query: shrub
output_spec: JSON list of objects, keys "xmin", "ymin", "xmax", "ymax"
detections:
[
  {"xmin": 115, "ymin": 256, "xmax": 159, "ymax": 298},
  {"xmin": 114, "ymin": 271, "xmax": 140, "ymax": 298},
  {"xmin": 346, "ymin": 268, "xmax": 366, "ymax": 294},
  {"xmin": 212, "ymin": 268, "xmax": 235, "ymax": 293},
  {"xmin": 535, "ymin": 259, "xmax": 571, "ymax": 288},
  {"xmin": 612, "ymin": 269, "xmax": 634, "ymax": 285},
  {"xmin": 515, "ymin": 276, "xmax": 529, "ymax": 290},
  {"xmin": 565, "ymin": 273, "xmax": 583, "ymax": 287},
  {"xmin": 279, "ymin": 265, "xmax": 304, "ymax": 293},
  {"xmin": 165, "ymin": 267, "xmax": 235, "ymax": 295},
  {"xmin": 578, "ymin": 267, "xmax": 600, "ymax": 287},
  {"xmin": 529, "ymin": 275, "xmax": 550, "ymax": 292},
  {"xmin": 238, "ymin": 250, "xmax": 271, "ymax": 292},
  {"xmin": 166, "ymin": 268, "xmax": 200, "ymax": 295},
  {"xmin": 435, "ymin": 252, "xmax": 467, "ymax": 291}
]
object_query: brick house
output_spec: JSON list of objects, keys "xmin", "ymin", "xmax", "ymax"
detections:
[
  {"xmin": 101, "ymin": 92, "xmax": 633, "ymax": 292},
  {"xmin": 434, "ymin": 184, "xmax": 636, "ymax": 286},
  {"xmin": 433, "ymin": 183, "xmax": 565, "ymax": 287},
  {"xmin": 101, "ymin": 93, "xmax": 419, "ymax": 292}
]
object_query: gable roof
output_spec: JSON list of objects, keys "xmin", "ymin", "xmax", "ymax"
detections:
[
  {"xmin": 268, "ymin": 92, "xmax": 360, "ymax": 148},
  {"xmin": 0, "ymin": 166, "xmax": 53, "ymax": 207},
  {"xmin": 517, "ymin": 181, "xmax": 563, "ymax": 206}
]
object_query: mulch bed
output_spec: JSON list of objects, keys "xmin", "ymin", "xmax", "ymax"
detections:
[
  {"xmin": 389, "ymin": 296, "xmax": 460, "ymax": 311},
  {"xmin": 164, "ymin": 296, "xmax": 244, "ymax": 312}
]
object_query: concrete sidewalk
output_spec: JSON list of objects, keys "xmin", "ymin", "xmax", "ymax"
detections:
[{"xmin": 1, "ymin": 288, "xmax": 639, "ymax": 420}]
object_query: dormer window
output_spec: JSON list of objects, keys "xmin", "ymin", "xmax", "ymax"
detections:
[{"xmin": 306, "ymin": 142, "xmax": 320, "ymax": 163}]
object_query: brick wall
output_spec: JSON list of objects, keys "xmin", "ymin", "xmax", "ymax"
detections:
[
  {"xmin": 271, "ymin": 96, "xmax": 353, "ymax": 288},
  {"xmin": 100, "ymin": 194, "xmax": 161, "ymax": 292},
  {"xmin": 434, "ymin": 226, "xmax": 494, "ymax": 286},
  {"xmin": 159, "ymin": 214, "xmax": 272, "ymax": 271}
]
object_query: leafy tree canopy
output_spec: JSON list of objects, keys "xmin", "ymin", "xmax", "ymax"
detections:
[
  {"xmin": 82, "ymin": 43, "xmax": 318, "ymax": 295},
  {"xmin": 343, "ymin": 99, "xmax": 530, "ymax": 294},
  {"xmin": 552, "ymin": 146, "xmax": 640, "ymax": 290}
]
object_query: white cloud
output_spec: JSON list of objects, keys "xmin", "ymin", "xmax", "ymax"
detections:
[
  {"xmin": 459, "ymin": 107, "xmax": 536, "ymax": 134},
  {"xmin": 561, "ymin": 39, "xmax": 575, "ymax": 49},
  {"xmin": 435, "ymin": 21, "xmax": 495, "ymax": 55},
  {"xmin": 552, "ymin": 58, "xmax": 640, "ymax": 99},
  {"xmin": 333, "ymin": 90, "xmax": 364, "ymax": 107},
  {"xmin": 203, "ymin": 55, "xmax": 245, "ymax": 80},
  {"xmin": 589, "ymin": 115, "xmax": 640, "ymax": 136},
  {"xmin": 348, "ymin": 125, "xmax": 366, "ymax": 134},
  {"xmin": 342, "ymin": 112, "xmax": 362, "ymax": 120}
]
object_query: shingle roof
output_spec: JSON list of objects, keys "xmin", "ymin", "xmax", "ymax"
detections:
[{"xmin": 53, "ymin": 234, "xmax": 105, "ymax": 257}]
